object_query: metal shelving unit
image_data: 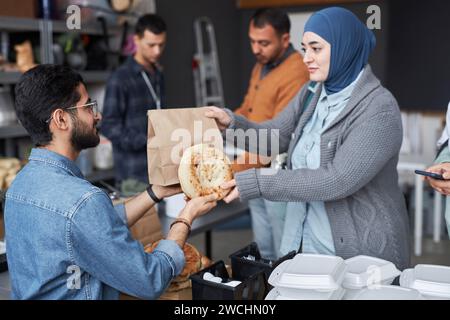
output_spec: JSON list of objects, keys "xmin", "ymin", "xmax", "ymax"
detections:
[
  {"xmin": 0, "ymin": 16, "xmax": 40, "ymax": 32},
  {"xmin": 0, "ymin": 16, "xmax": 120, "ymax": 36},
  {"xmin": 51, "ymin": 19, "xmax": 121, "ymax": 36},
  {"xmin": 0, "ymin": 70, "xmax": 110, "ymax": 84},
  {"xmin": 0, "ymin": 15, "xmax": 118, "ymax": 183},
  {"xmin": 0, "ymin": 72, "xmax": 21, "ymax": 85},
  {"xmin": 0, "ymin": 125, "xmax": 28, "ymax": 139}
]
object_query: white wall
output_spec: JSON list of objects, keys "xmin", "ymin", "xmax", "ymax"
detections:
[{"xmin": 288, "ymin": 12, "xmax": 313, "ymax": 52}]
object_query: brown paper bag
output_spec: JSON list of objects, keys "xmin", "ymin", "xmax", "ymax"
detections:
[{"xmin": 147, "ymin": 107, "xmax": 223, "ymax": 186}]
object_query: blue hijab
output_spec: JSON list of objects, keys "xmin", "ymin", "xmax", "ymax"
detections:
[{"xmin": 304, "ymin": 7, "xmax": 376, "ymax": 94}]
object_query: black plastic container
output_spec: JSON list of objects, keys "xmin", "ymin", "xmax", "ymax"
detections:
[
  {"xmin": 229, "ymin": 242, "xmax": 296, "ymax": 292},
  {"xmin": 190, "ymin": 260, "xmax": 267, "ymax": 300},
  {"xmin": 0, "ymin": 252, "xmax": 7, "ymax": 273}
]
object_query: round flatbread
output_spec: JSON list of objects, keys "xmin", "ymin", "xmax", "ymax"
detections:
[
  {"xmin": 145, "ymin": 241, "xmax": 202, "ymax": 282},
  {"xmin": 178, "ymin": 144, "xmax": 233, "ymax": 200},
  {"xmin": 166, "ymin": 279, "xmax": 192, "ymax": 292}
]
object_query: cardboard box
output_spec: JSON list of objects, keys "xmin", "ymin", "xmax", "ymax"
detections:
[
  {"xmin": 0, "ymin": 1, "xmax": 37, "ymax": 18},
  {"xmin": 159, "ymin": 287, "xmax": 192, "ymax": 300},
  {"xmin": 115, "ymin": 198, "xmax": 192, "ymax": 300},
  {"xmin": 129, "ymin": 207, "xmax": 162, "ymax": 247},
  {"xmin": 113, "ymin": 197, "xmax": 162, "ymax": 247}
]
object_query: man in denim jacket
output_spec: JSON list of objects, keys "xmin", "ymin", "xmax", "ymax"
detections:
[{"xmin": 4, "ymin": 64, "xmax": 218, "ymax": 300}]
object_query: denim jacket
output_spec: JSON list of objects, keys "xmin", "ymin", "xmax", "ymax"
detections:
[{"xmin": 5, "ymin": 148, "xmax": 184, "ymax": 300}]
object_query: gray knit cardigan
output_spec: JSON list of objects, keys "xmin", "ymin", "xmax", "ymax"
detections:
[{"xmin": 225, "ymin": 65, "xmax": 410, "ymax": 270}]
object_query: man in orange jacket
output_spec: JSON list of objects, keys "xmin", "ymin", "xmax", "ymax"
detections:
[{"xmin": 233, "ymin": 8, "xmax": 309, "ymax": 259}]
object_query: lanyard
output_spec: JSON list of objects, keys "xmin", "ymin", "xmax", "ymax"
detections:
[{"xmin": 141, "ymin": 71, "xmax": 161, "ymax": 109}]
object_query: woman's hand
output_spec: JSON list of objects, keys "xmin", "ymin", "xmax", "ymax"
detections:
[
  {"xmin": 204, "ymin": 106, "xmax": 232, "ymax": 131},
  {"xmin": 180, "ymin": 193, "xmax": 218, "ymax": 222},
  {"xmin": 424, "ymin": 163, "xmax": 450, "ymax": 195},
  {"xmin": 220, "ymin": 179, "xmax": 240, "ymax": 203},
  {"xmin": 152, "ymin": 184, "xmax": 182, "ymax": 199}
]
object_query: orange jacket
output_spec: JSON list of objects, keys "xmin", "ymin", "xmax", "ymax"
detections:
[
  {"xmin": 232, "ymin": 51, "xmax": 309, "ymax": 172},
  {"xmin": 235, "ymin": 51, "xmax": 309, "ymax": 122}
]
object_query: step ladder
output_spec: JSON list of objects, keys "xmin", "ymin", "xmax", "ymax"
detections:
[{"xmin": 192, "ymin": 17, "xmax": 225, "ymax": 107}]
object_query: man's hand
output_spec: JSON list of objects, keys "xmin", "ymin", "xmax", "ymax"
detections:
[
  {"xmin": 204, "ymin": 106, "xmax": 232, "ymax": 131},
  {"xmin": 179, "ymin": 193, "xmax": 219, "ymax": 223},
  {"xmin": 220, "ymin": 179, "xmax": 240, "ymax": 203},
  {"xmin": 424, "ymin": 163, "xmax": 450, "ymax": 195},
  {"xmin": 152, "ymin": 184, "xmax": 182, "ymax": 200},
  {"xmin": 166, "ymin": 193, "xmax": 218, "ymax": 248}
]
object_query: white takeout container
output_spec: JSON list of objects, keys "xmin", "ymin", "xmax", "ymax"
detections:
[
  {"xmin": 0, "ymin": 241, "xmax": 5, "ymax": 255},
  {"xmin": 353, "ymin": 285, "xmax": 424, "ymax": 300},
  {"xmin": 400, "ymin": 264, "xmax": 450, "ymax": 299},
  {"xmin": 343, "ymin": 255, "xmax": 401, "ymax": 289},
  {"xmin": 164, "ymin": 194, "xmax": 186, "ymax": 218},
  {"xmin": 265, "ymin": 286, "xmax": 346, "ymax": 300},
  {"xmin": 268, "ymin": 254, "xmax": 347, "ymax": 293}
]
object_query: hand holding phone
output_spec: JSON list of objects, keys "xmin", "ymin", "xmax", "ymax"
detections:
[{"xmin": 414, "ymin": 170, "xmax": 445, "ymax": 180}]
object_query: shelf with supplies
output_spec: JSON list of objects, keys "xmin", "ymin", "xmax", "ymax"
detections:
[
  {"xmin": 0, "ymin": 124, "xmax": 28, "ymax": 139},
  {"xmin": 0, "ymin": 72, "xmax": 21, "ymax": 85},
  {"xmin": 0, "ymin": 71, "xmax": 111, "ymax": 84},
  {"xmin": 50, "ymin": 19, "xmax": 122, "ymax": 36},
  {"xmin": 0, "ymin": 15, "xmax": 122, "ymax": 36},
  {"xmin": 0, "ymin": 16, "xmax": 40, "ymax": 32},
  {"xmin": 0, "ymin": 14, "xmax": 119, "ymax": 186},
  {"xmin": 0, "ymin": 124, "xmax": 115, "ymax": 183}
]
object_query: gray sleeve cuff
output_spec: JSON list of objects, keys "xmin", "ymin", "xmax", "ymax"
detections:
[
  {"xmin": 223, "ymin": 108, "xmax": 251, "ymax": 130},
  {"xmin": 223, "ymin": 108, "xmax": 237, "ymax": 129},
  {"xmin": 235, "ymin": 168, "xmax": 261, "ymax": 200},
  {"xmin": 153, "ymin": 239, "xmax": 185, "ymax": 277},
  {"xmin": 113, "ymin": 203, "xmax": 128, "ymax": 226}
]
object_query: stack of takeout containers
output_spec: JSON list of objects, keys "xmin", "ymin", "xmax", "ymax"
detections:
[
  {"xmin": 266, "ymin": 254, "xmax": 347, "ymax": 300},
  {"xmin": 342, "ymin": 255, "xmax": 401, "ymax": 299},
  {"xmin": 352, "ymin": 285, "xmax": 423, "ymax": 300},
  {"xmin": 400, "ymin": 264, "xmax": 450, "ymax": 300}
]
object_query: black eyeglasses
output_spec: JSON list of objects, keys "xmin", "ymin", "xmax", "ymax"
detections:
[{"xmin": 46, "ymin": 100, "xmax": 99, "ymax": 124}]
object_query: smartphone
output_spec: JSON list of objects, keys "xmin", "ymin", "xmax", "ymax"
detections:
[{"xmin": 414, "ymin": 170, "xmax": 445, "ymax": 180}]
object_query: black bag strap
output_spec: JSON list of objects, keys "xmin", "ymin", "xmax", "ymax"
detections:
[{"xmin": 436, "ymin": 139, "xmax": 449, "ymax": 160}]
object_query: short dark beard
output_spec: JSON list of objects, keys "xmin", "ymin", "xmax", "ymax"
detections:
[{"xmin": 70, "ymin": 117, "xmax": 100, "ymax": 152}]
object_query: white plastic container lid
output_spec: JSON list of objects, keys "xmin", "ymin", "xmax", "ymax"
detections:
[
  {"xmin": 353, "ymin": 285, "xmax": 423, "ymax": 300},
  {"xmin": 400, "ymin": 265, "xmax": 450, "ymax": 299},
  {"xmin": 164, "ymin": 194, "xmax": 186, "ymax": 218},
  {"xmin": 343, "ymin": 255, "xmax": 401, "ymax": 289},
  {"xmin": 265, "ymin": 286, "xmax": 346, "ymax": 300},
  {"xmin": 268, "ymin": 253, "xmax": 347, "ymax": 291}
]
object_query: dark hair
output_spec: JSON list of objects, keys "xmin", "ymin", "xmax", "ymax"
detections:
[
  {"xmin": 251, "ymin": 8, "xmax": 291, "ymax": 36},
  {"xmin": 135, "ymin": 14, "xmax": 167, "ymax": 37},
  {"xmin": 14, "ymin": 64, "xmax": 84, "ymax": 147}
]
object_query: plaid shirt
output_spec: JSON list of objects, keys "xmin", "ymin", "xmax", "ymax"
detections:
[{"xmin": 101, "ymin": 56, "xmax": 165, "ymax": 183}]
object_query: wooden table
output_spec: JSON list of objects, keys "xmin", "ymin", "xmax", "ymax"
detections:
[{"xmin": 158, "ymin": 200, "xmax": 249, "ymax": 259}]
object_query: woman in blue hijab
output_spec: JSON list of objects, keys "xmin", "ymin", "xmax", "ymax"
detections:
[
  {"xmin": 207, "ymin": 7, "xmax": 410, "ymax": 271},
  {"xmin": 302, "ymin": 7, "xmax": 376, "ymax": 93}
]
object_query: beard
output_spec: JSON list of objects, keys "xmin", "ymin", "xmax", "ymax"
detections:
[
  {"xmin": 255, "ymin": 54, "xmax": 268, "ymax": 64},
  {"xmin": 70, "ymin": 118, "xmax": 100, "ymax": 151}
]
